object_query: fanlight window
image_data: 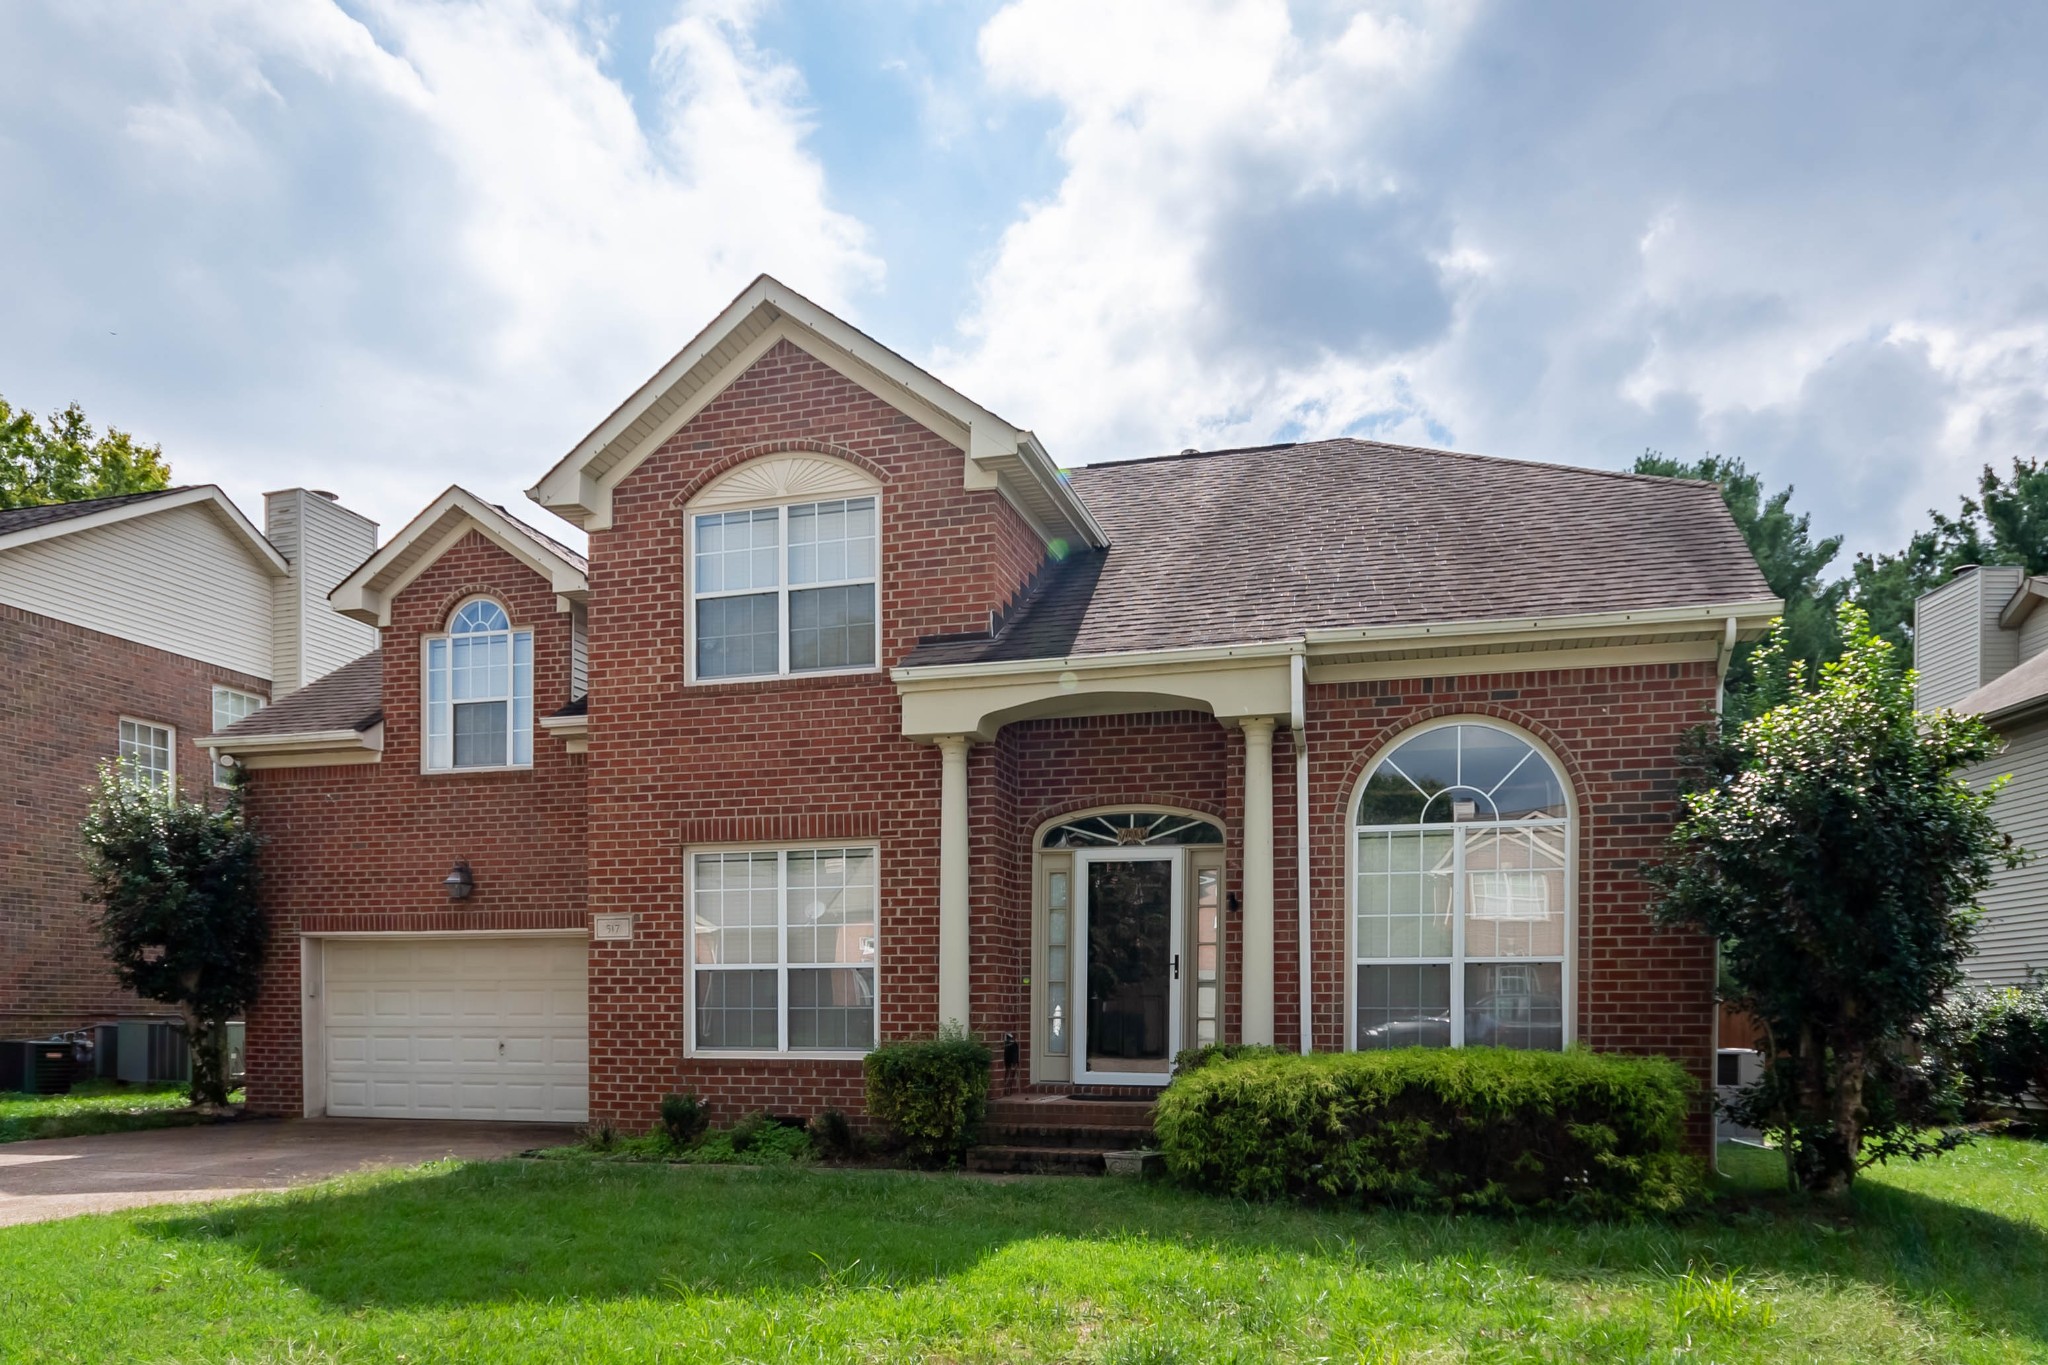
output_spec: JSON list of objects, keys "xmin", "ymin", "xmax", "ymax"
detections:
[
  {"xmin": 1041, "ymin": 811, "xmax": 1223, "ymax": 848},
  {"xmin": 1353, "ymin": 723, "xmax": 1569, "ymax": 1054}
]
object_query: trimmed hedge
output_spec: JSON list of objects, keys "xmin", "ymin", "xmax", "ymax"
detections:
[
  {"xmin": 1154, "ymin": 1047, "xmax": 1699, "ymax": 1216},
  {"xmin": 863, "ymin": 1027, "xmax": 992, "ymax": 1167}
]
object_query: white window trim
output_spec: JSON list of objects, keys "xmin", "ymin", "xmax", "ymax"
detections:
[
  {"xmin": 210, "ymin": 686, "xmax": 266, "ymax": 787},
  {"xmin": 683, "ymin": 842, "xmax": 882, "ymax": 1061},
  {"xmin": 684, "ymin": 491, "xmax": 884, "ymax": 686},
  {"xmin": 1344, "ymin": 717, "xmax": 1576, "ymax": 1053},
  {"xmin": 419, "ymin": 596, "xmax": 535, "ymax": 774},
  {"xmin": 117, "ymin": 716, "xmax": 176, "ymax": 791}
]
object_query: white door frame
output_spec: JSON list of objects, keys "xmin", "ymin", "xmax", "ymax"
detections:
[{"xmin": 1073, "ymin": 847, "xmax": 1185, "ymax": 1087}]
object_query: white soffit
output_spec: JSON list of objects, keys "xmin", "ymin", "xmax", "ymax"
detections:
[
  {"xmin": 525, "ymin": 274, "xmax": 1105, "ymax": 549},
  {"xmin": 329, "ymin": 486, "xmax": 588, "ymax": 627}
]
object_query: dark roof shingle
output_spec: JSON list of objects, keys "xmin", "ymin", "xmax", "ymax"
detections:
[
  {"xmin": 0, "ymin": 487, "xmax": 192, "ymax": 538},
  {"xmin": 904, "ymin": 439, "xmax": 1772, "ymax": 666},
  {"xmin": 220, "ymin": 652, "xmax": 382, "ymax": 738}
]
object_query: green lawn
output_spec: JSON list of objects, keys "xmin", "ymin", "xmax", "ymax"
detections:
[
  {"xmin": 0, "ymin": 1082, "xmax": 229, "ymax": 1143},
  {"xmin": 1, "ymin": 1139, "xmax": 2044, "ymax": 1362}
]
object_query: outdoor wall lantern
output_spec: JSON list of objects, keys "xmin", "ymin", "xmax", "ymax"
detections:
[{"xmin": 444, "ymin": 861, "xmax": 475, "ymax": 901}]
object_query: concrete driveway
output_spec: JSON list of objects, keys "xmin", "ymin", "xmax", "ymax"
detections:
[{"xmin": 0, "ymin": 1118, "xmax": 572, "ymax": 1228}]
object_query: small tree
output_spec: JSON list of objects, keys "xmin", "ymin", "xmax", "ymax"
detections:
[
  {"xmin": 81, "ymin": 766, "xmax": 265, "ymax": 1107},
  {"xmin": 1648, "ymin": 603, "xmax": 2020, "ymax": 1195}
]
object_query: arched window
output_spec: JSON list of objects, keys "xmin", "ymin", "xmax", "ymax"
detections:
[
  {"xmin": 424, "ymin": 598, "xmax": 533, "ymax": 770},
  {"xmin": 1352, "ymin": 722, "xmax": 1569, "ymax": 1052}
]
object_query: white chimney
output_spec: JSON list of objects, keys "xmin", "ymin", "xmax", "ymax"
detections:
[{"xmin": 265, "ymin": 489, "xmax": 378, "ymax": 697}]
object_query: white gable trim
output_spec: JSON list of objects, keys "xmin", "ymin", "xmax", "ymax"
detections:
[
  {"xmin": 0, "ymin": 485, "xmax": 288, "ymax": 575},
  {"xmin": 526, "ymin": 275, "xmax": 1106, "ymax": 549},
  {"xmin": 329, "ymin": 486, "xmax": 587, "ymax": 628}
]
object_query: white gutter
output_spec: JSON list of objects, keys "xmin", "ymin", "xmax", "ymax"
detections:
[
  {"xmin": 1715, "ymin": 615, "xmax": 1738, "ymax": 715},
  {"xmin": 1290, "ymin": 648, "xmax": 1311, "ymax": 1055}
]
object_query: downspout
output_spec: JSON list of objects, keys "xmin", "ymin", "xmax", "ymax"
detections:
[
  {"xmin": 1714, "ymin": 616, "xmax": 1738, "ymax": 715},
  {"xmin": 1291, "ymin": 648, "xmax": 1312, "ymax": 1055}
]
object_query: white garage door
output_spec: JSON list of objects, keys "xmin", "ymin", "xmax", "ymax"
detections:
[{"xmin": 322, "ymin": 936, "xmax": 588, "ymax": 1122}]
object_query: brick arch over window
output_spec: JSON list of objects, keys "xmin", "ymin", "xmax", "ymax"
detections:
[
  {"xmin": 672, "ymin": 442, "xmax": 888, "ymax": 509},
  {"xmin": 425, "ymin": 584, "xmax": 536, "ymax": 631}
]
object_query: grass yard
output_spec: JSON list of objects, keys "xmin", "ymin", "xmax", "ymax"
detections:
[
  {"xmin": 1, "ymin": 1138, "xmax": 2044, "ymax": 1363},
  {"xmin": 0, "ymin": 1082, "xmax": 231, "ymax": 1143}
]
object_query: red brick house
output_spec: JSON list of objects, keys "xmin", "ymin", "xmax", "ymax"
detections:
[
  {"xmin": 1, "ymin": 484, "xmax": 374, "ymax": 1039},
  {"xmin": 209, "ymin": 277, "xmax": 1777, "ymax": 1144}
]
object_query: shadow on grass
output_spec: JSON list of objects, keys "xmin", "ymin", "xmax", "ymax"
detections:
[{"xmin": 141, "ymin": 1152, "xmax": 2048, "ymax": 1345}]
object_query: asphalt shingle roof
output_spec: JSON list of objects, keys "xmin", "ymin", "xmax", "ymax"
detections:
[
  {"xmin": 903, "ymin": 439, "xmax": 1772, "ymax": 666},
  {"xmin": 0, "ymin": 487, "xmax": 192, "ymax": 537},
  {"xmin": 1958, "ymin": 648, "xmax": 2048, "ymax": 722},
  {"xmin": 220, "ymin": 652, "xmax": 383, "ymax": 738}
]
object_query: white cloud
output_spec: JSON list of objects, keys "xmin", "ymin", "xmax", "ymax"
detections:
[
  {"xmin": 0, "ymin": 0, "xmax": 878, "ymax": 540},
  {"xmin": 940, "ymin": 0, "xmax": 2048, "ymax": 558}
]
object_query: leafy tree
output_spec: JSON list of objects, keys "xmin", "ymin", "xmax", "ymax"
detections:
[
  {"xmin": 1850, "ymin": 457, "xmax": 2048, "ymax": 662},
  {"xmin": 81, "ymin": 767, "xmax": 265, "ymax": 1108},
  {"xmin": 1647, "ymin": 604, "xmax": 2020, "ymax": 1195},
  {"xmin": 1633, "ymin": 452, "xmax": 1845, "ymax": 709},
  {"xmin": 0, "ymin": 393, "xmax": 172, "ymax": 509}
]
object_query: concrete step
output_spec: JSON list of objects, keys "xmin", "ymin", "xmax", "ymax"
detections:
[{"xmin": 967, "ymin": 1144, "xmax": 1111, "ymax": 1176}]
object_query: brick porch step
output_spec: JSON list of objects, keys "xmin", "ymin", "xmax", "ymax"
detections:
[{"xmin": 972, "ymin": 1094, "xmax": 1159, "ymax": 1174}]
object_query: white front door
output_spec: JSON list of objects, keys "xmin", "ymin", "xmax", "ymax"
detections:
[
  {"xmin": 1074, "ymin": 849, "xmax": 1184, "ymax": 1086},
  {"xmin": 320, "ymin": 936, "xmax": 589, "ymax": 1122}
]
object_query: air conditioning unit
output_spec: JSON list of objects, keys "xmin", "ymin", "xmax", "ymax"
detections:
[{"xmin": 0, "ymin": 1038, "xmax": 77, "ymax": 1095}]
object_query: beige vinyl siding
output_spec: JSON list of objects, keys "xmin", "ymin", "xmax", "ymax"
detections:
[
  {"xmin": 0, "ymin": 503, "xmax": 274, "ymax": 677},
  {"xmin": 264, "ymin": 489, "xmax": 377, "ymax": 696},
  {"xmin": 1915, "ymin": 567, "xmax": 2024, "ymax": 711},
  {"xmin": 570, "ymin": 601, "xmax": 588, "ymax": 699},
  {"xmin": 2019, "ymin": 604, "xmax": 2048, "ymax": 663},
  {"xmin": 1968, "ymin": 716, "xmax": 2048, "ymax": 985}
]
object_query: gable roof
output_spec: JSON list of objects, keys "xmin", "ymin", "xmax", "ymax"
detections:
[
  {"xmin": 0, "ymin": 484, "xmax": 288, "ymax": 573},
  {"xmin": 329, "ymin": 486, "xmax": 588, "ymax": 627},
  {"xmin": 1956, "ymin": 648, "xmax": 2048, "ymax": 724},
  {"xmin": 526, "ymin": 274, "xmax": 1104, "ymax": 549},
  {"xmin": 902, "ymin": 439, "xmax": 1777, "ymax": 666},
  {"xmin": 215, "ymin": 650, "xmax": 383, "ymax": 740}
]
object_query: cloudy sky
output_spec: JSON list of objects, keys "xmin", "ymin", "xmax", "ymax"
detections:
[{"xmin": 3, "ymin": 1, "xmax": 2044, "ymax": 562}]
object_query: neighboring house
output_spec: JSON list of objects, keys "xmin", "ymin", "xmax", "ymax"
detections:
[
  {"xmin": 208, "ymin": 276, "xmax": 1778, "ymax": 1148},
  {"xmin": 1915, "ymin": 565, "xmax": 2048, "ymax": 984},
  {"xmin": 0, "ymin": 485, "xmax": 376, "ymax": 1037}
]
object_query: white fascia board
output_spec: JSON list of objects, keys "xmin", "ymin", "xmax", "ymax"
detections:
[
  {"xmin": 1999, "ymin": 577, "xmax": 2048, "ymax": 629},
  {"xmin": 525, "ymin": 274, "xmax": 1105, "ymax": 549},
  {"xmin": 894, "ymin": 639, "xmax": 1305, "ymax": 689},
  {"xmin": 0, "ymin": 485, "xmax": 289, "ymax": 575},
  {"xmin": 196, "ymin": 728, "xmax": 376, "ymax": 754},
  {"xmin": 330, "ymin": 486, "xmax": 588, "ymax": 626},
  {"xmin": 538, "ymin": 713, "xmax": 588, "ymax": 734},
  {"xmin": 1301, "ymin": 599, "xmax": 1786, "ymax": 651}
]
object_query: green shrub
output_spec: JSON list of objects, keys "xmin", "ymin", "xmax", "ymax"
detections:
[
  {"xmin": 695, "ymin": 1116, "xmax": 811, "ymax": 1164},
  {"xmin": 578, "ymin": 1117, "xmax": 621, "ymax": 1152},
  {"xmin": 863, "ymin": 1026, "xmax": 992, "ymax": 1167},
  {"xmin": 1925, "ymin": 979, "xmax": 2048, "ymax": 1116},
  {"xmin": 1172, "ymin": 1042, "xmax": 1282, "ymax": 1075},
  {"xmin": 658, "ymin": 1092, "xmax": 710, "ymax": 1149},
  {"xmin": 1154, "ymin": 1047, "xmax": 1699, "ymax": 1217},
  {"xmin": 809, "ymin": 1107, "xmax": 867, "ymax": 1160},
  {"xmin": 727, "ymin": 1110, "xmax": 774, "ymax": 1154}
]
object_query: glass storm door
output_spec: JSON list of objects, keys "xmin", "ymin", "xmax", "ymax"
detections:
[{"xmin": 1075, "ymin": 850, "xmax": 1183, "ymax": 1086}]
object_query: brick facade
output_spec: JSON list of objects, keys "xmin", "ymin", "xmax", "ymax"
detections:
[
  {"xmin": 0, "ymin": 602, "xmax": 270, "ymax": 1036},
  {"xmin": 238, "ymin": 531, "xmax": 587, "ymax": 1115},
  {"xmin": 234, "ymin": 339, "xmax": 1724, "ymax": 1150}
]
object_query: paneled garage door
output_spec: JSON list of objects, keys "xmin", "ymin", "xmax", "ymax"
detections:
[{"xmin": 321, "ymin": 936, "xmax": 588, "ymax": 1122}]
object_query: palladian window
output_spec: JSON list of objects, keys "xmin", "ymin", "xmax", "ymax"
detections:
[
  {"xmin": 1352, "ymin": 722, "xmax": 1569, "ymax": 1052},
  {"xmin": 424, "ymin": 599, "xmax": 533, "ymax": 771}
]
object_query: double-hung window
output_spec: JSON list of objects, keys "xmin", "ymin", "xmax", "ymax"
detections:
[
  {"xmin": 1352, "ymin": 722, "xmax": 1571, "ymax": 1052},
  {"xmin": 117, "ymin": 718, "xmax": 174, "ymax": 791},
  {"xmin": 691, "ymin": 496, "xmax": 878, "ymax": 680},
  {"xmin": 689, "ymin": 846, "xmax": 878, "ymax": 1054},
  {"xmin": 424, "ymin": 599, "xmax": 533, "ymax": 770},
  {"xmin": 210, "ymin": 686, "xmax": 265, "ymax": 787}
]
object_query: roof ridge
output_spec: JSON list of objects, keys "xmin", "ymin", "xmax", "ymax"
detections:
[{"xmin": 1067, "ymin": 438, "xmax": 1720, "ymax": 490}]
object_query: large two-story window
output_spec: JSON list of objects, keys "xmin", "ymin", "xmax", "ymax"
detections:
[
  {"xmin": 424, "ymin": 599, "xmax": 533, "ymax": 770},
  {"xmin": 1352, "ymin": 721, "xmax": 1571, "ymax": 1052},
  {"xmin": 690, "ymin": 496, "xmax": 878, "ymax": 681},
  {"xmin": 688, "ymin": 845, "xmax": 878, "ymax": 1054}
]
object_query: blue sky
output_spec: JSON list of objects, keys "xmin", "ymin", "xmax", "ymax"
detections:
[{"xmin": 3, "ymin": 1, "xmax": 2045, "ymax": 563}]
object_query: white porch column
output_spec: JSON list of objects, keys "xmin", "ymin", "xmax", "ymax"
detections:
[
  {"xmin": 1239, "ymin": 716, "xmax": 1277, "ymax": 1045},
  {"xmin": 936, "ymin": 734, "xmax": 972, "ymax": 1031}
]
